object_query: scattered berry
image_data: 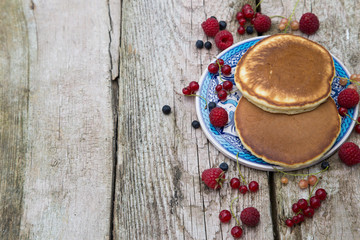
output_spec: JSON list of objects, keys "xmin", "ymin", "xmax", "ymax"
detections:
[
  {"xmin": 201, "ymin": 168, "xmax": 226, "ymax": 189},
  {"xmin": 299, "ymin": 12, "xmax": 320, "ymax": 35},
  {"xmin": 217, "ymin": 89, "xmax": 228, "ymax": 100},
  {"xmin": 236, "ymin": 12, "xmax": 244, "ymax": 21},
  {"xmin": 280, "ymin": 18, "xmax": 289, "ymax": 25},
  {"xmin": 182, "ymin": 87, "xmax": 191, "ymax": 95},
  {"xmin": 223, "ymin": 80, "xmax": 233, "ymax": 90},
  {"xmin": 239, "ymin": 185, "xmax": 248, "ymax": 194},
  {"xmin": 208, "ymin": 63, "xmax": 219, "ymax": 74},
  {"xmin": 292, "ymin": 215, "xmax": 301, "ymax": 224},
  {"xmin": 303, "ymin": 206, "xmax": 315, "ymax": 218},
  {"xmin": 189, "ymin": 81, "xmax": 199, "ymax": 92},
  {"xmin": 299, "ymin": 179, "xmax": 308, "ymax": 189},
  {"xmin": 315, "ymin": 188, "xmax": 327, "ymax": 201},
  {"xmin": 216, "ymin": 59, "xmax": 224, "ymax": 66},
  {"xmin": 162, "ymin": 105, "xmax": 171, "ymax": 115},
  {"xmin": 237, "ymin": 26, "xmax": 246, "ymax": 35},
  {"xmin": 292, "ymin": 203, "xmax": 301, "ymax": 213},
  {"xmin": 309, "ymin": 196, "xmax": 321, "ymax": 209},
  {"xmin": 221, "ymin": 65, "xmax": 232, "ymax": 75},
  {"xmin": 248, "ymin": 181, "xmax": 259, "ymax": 192},
  {"xmin": 308, "ymin": 175, "xmax": 317, "ymax": 186},
  {"xmin": 281, "ymin": 176, "xmax": 289, "ymax": 184},
  {"xmin": 209, "ymin": 107, "xmax": 228, "ymax": 127},
  {"xmin": 238, "ymin": 18, "xmax": 246, "ymax": 26},
  {"xmin": 219, "ymin": 162, "xmax": 229, "ymax": 171},
  {"xmin": 254, "ymin": 14, "xmax": 272, "ymax": 33},
  {"xmin": 192, "ymin": 120, "xmax": 200, "ymax": 129},
  {"xmin": 338, "ymin": 142, "xmax": 360, "ymax": 166},
  {"xmin": 215, "ymin": 30, "xmax": 234, "ymax": 50},
  {"xmin": 231, "ymin": 226, "xmax": 243, "ymax": 238},
  {"xmin": 201, "ymin": 17, "xmax": 220, "ymax": 37},
  {"xmin": 291, "ymin": 20, "xmax": 299, "ymax": 30},
  {"xmin": 215, "ymin": 84, "xmax": 223, "ymax": 92},
  {"xmin": 321, "ymin": 161, "xmax": 330, "ymax": 170},
  {"xmin": 338, "ymin": 107, "xmax": 348, "ymax": 117},
  {"xmin": 219, "ymin": 21, "xmax": 227, "ymax": 30},
  {"xmin": 240, "ymin": 207, "xmax": 260, "ymax": 227},
  {"xmin": 230, "ymin": 178, "xmax": 241, "ymax": 189},
  {"xmin": 244, "ymin": 9, "xmax": 254, "ymax": 19},
  {"xmin": 242, "ymin": 4, "xmax": 253, "ymax": 14},
  {"xmin": 339, "ymin": 78, "xmax": 348, "ymax": 86},
  {"xmin": 210, "ymin": 16, "xmax": 217, "ymax": 19},
  {"xmin": 246, "ymin": 26, "xmax": 254, "ymax": 34},
  {"xmin": 297, "ymin": 199, "xmax": 308, "ymax": 210},
  {"xmin": 338, "ymin": 88, "xmax": 359, "ymax": 108},
  {"xmin": 297, "ymin": 213, "xmax": 305, "ymax": 223},
  {"xmin": 285, "ymin": 218, "xmax": 294, "ymax": 227},
  {"xmin": 196, "ymin": 40, "xmax": 204, "ymax": 49},
  {"xmin": 355, "ymin": 124, "xmax": 360, "ymax": 133},
  {"xmin": 278, "ymin": 23, "xmax": 286, "ymax": 31},
  {"xmin": 219, "ymin": 210, "xmax": 232, "ymax": 223},
  {"xmin": 204, "ymin": 41, "xmax": 212, "ymax": 50}
]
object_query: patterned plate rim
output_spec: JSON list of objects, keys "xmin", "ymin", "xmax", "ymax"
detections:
[{"xmin": 195, "ymin": 35, "xmax": 359, "ymax": 172}]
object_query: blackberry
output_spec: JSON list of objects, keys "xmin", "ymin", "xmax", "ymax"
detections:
[
  {"xmin": 162, "ymin": 105, "xmax": 171, "ymax": 115},
  {"xmin": 219, "ymin": 162, "xmax": 229, "ymax": 171},
  {"xmin": 219, "ymin": 21, "xmax": 227, "ymax": 30},
  {"xmin": 192, "ymin": 120, "xmax": 200, "ymax": 129},
  {"xmin": 196, "ymin": 40, "xmax": 204, "ymax": 49},
  {"xmin": 204, "ymin": 41, "xmax": 212, "ymax": 50},
  {"xmin": 246, "ymin": 26, "xmax": 254, "ymax": 34}
]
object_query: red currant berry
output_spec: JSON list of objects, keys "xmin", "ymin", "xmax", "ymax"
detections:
[
  {"xmin": 221, "ymin": 65, "xmax": 232, "ymax": 75},
  {"xmin": 217, "ymin": 90, "xmax": 227, "ymax": 100},
  {"xmin": 355, "ymin": 124, "xmax": 360, "ymax": 133},
  {"xmin": 237, "ymin": 26, "xmax": 246, "ymax": 35},
  {"xmin": 248, "ymin": 181, "xmax": 259, "ymax": 192},
  {"xmin": 239, "ymin": 185, "xmax": 248, "ymax": 194},
  {"xmin": 242, "ymin": 4, "xmax": 252, "ymax": 14},
  {"xmin": 309, "ymin": 196, "xmax": 321, "ymax": 209},
  {"xmin": 182, "ymin": 86, "xmax": 191, "ymax": 95},
  {"xmin": 297, "ymin": 213, "xmax": 305, "ymax": 223},
  {"xmin": 223, "ymin": 80, "xmax": 233, "ymax": 90},
  {"xmin": 297, "ymin": 199, "xmax": 308, "ymax": 210},
  {"xmin": 251, "ymin": 17, "xmax": 256, "ymax": 25},
  {"xmin": 285, "ymin": 219, "xmax": 294, "ymax": 227},
  {"xmin": 315, "ymin": 188, "xmax": 327, "ymax": 201},
  {"xmin": 216, "ymin": 59, "xmax": 224, "ymax": 67},
  {"xmin": 338, "ymin": 107, "xmax": 348, "ymax": 117},
  {"xmin": 292, "ymin": 203, "xmax": 301, "ymax": 213},
  {"xmin": 189, "ymin": 81, "xmax": 199, "ymax": 92},
  {"xmin": 231, "ymin": 226, "xmax": 243, "ymax": 238},
  {"xmin": 219, "ymin": 210, "xmax": 232, "ymax": 223},
  {"xmin": 236, "ymin": 12, "xmax": 244, "ymax": 21},
  {"xmin": 215, "ymin": 84, "xmax": 223, "ymax": 92},
  {"xmin": 292, "ymin": 215, "xmax": 300, "ymax": 224},
  {"xmin": 238, "ymin": 18, "xmax": 246, "ymax": 26},
  {"xmin": 303, "ymin": 206, "xmax": 315, "ymax": 218},
  {"xmin": 208, "ymin": 63, "xmax": 219, "ymax": 74},
  {"xmin": 244, "ymin": 9, "xmax": 254, "ymax": 19},
  {"xmin": 230, "ymin": 178, "xmax": 241, "ymax": 189}
]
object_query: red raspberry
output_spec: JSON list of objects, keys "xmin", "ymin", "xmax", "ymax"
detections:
[
  {"xmin": 201, "ymin": 17, "xmax": 220, "ymax": 37},
  {"xmin": 214, "ymin": 30, "xmax": 234, "ymax": 50},
  {"xmin": 240, "ymin": 207, "xmax": 260, "ymax": 227},
  {"xmin": 209, "ymin": 107, "xmax": 228, "ymax": 127},
  {"xmin": 201, "ymin": 168, "xmax": 225, "ymax": 189},
  {"xmin": 253, "ymin": 14, "xmax": 272, "ymax": 33},
  {"xmin": 299, "ymin": 12, "xmax": 320, "ymax": 35},
  {"xmin": 338, "ymin": 88, "xmax": 360, "ymax": 108},
  {"xmin": 338, "ymin": 142, "xmax": 360, "ymax": 166}
]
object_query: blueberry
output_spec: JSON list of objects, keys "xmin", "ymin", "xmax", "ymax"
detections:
[
  {"xmin": 321, "ymin": 161, "xmax": 330, "ymax": 170},
  {"xmin": 219, "ymin": 21, "xmax": 227, "ymax": 30},
  {"xmin": 246, "ymin": 26, "xmax": 254, "ymax": 34},
  {"xmin": 192, "ymin": 120, "xmax": 200, "ymax": 129},
  {"xmin": 219, "ymin": 162, "xmax": 229, "ymax": 171},
  {"xmin": 196, "ymin": 40, "xmax": 204, "ymax": 49},
  {"xmin": 204, "ymin": 41, "xmax": 212, "ymax": 50},
  {"xmin": 210, "ymin": 16, "xmax": 217, "ymax": 19},
  {"xmin": 162, "ymin": 105, "xmax": 171, "ymax": 115},
  {"xmin": 208, "ymin": 102, "xmax": 216, "ymax": 111}
]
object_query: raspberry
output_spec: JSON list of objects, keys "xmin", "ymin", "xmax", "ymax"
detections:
[
  {"xmin": 240, "ymin": 207, "xmax": 260, "ymax": 227},
  {"xmin": 299, "ymin": 12, "xmax": 320, "ymax": 35},
  {"xmin": 201, "ymin": 17, "xmax": 220, "ymax": 37},
  {"xmin": 201, "ymin": 168, "xmax": 225, "ymax": 189},
  {"xmin": 214, "ymin": 30, "xmax": 234, "ymax": 51},
  {"xmin": 337, "ymin": 88, "xmax": 359, "ymax": 108},
  {"xmin": 253, "ymin": 14, "xmax": 272, "ymax": 33},
  {"xmin": 209, "ymin": 107, "xmax": 228, "ymax": 127},
  {"xmin": 338, "ymin": 142, "xmax": 360, "ymax": 166}
]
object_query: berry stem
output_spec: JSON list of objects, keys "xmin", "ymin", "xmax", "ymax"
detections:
[
  {"xmin": 230, "ymin": 196, "xmax": 240, "ymax": 226},
  {"xmin": 284, "ymin": 0, "xmax": 300, "ymax": 33},
  {"xmin": 188, "ymin": 94, "xmax": 208, "ymax": 109},
  {"xmin": 336, "ymin": 76, "xmax": 360, "ymax": 86},
  {"xmin": 255, "ymin": 0, "xmax": 265, "ymax": 11},
  {"xmin": 345, "ymin": 113, "xmax": 360, "ymax": 124},
  {"xmin": 308, "ymin": 177, "xmax": 321, "ymax": 201},
  {"xmin": 273, "ymin": 166, "xmax": 329, "ymax": 177},
  {"xmin": 236, "ymin": 152, "xmax": 247, "ymax": 184},
  {"xmin": 269, "ymin": 15, "xmax": 287, "ymax": 19},
  {"xmin": 216, "ymin": 61, "xmax": 225, "ymax": 82}
]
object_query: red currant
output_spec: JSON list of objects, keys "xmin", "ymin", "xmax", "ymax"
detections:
[
  {"xmin": 251, "ymin": 17, "xmax": 256, "ymax": 25},
  {"xmin": 297, "ymin": 213, "xmax": 305, "ymax": 223},
  {"xmin": 303, "ymin": 206, "xmax": 315, "ymax": 218},
  {"xmin": 338, "ymin": 107, "xmax": 348, "ymax": 117},
  {"xmin": 221, "ymin": 65, "xmax": 232, "ymax": 75},
  {"xmin": 292, "ymin": 215, "xmax": 300, "ymax": 224},
  {"xmin": 189, "ymin": 81, "xmax": 199, "ymax": 92},
  {"xmin": 309, "ymin": 196, "xmax": 321, "ymax": 209},
  {"xmin": 239, "ymin": 185, "xmax": 248, "ymax": 194},
  {"xmin": 230, "ymin": 178, "xmax": 241, "ymax": 189},
  {"xmin": 244, "ymin": 9, "xmax": 254, "ymax": 19},
  {"xmin": 217, "ymin": 90, "xmax": 227, "ymax": 100},
  {"xmin": 208, "ymin": 63, "xmax": 219, "ymax": 74},
  {"xmin": 216, "ymin": 59, "xmax": 224, "ymax": 67},
  {"xmin": 297, "ymin": 199, "xmax": 308, "ymax": 210},
  {"xmin": 248, "ymin": 181, "xmax": 259, "ymax": 192},
  {"xmin": 223, "ymin": 80, "xmax": 233, "ymax": 90},
  {"xmin": 315, "ymin": 188, "xmax": 327, "ymax": 201},
  {"xmin": 242, "ymin": 4, "xmax": 252, "ymax": 14},
  {"xmin": 355, "ymin": 124, "xmax": 360, "ymax": 133},
  {"xmin": 238, "ymin": 18, "xmax": 246, "ymax": 26},
  {"xmin": 292, "ymin": 203, "xmax": 301, "ymax": 213},
  {"xmin": 237, "ymin": 26, "xmax": 245, "ymax": 35},
  {"xmin": 219, "ymin": 210, "xmax": 232, "ymax": 223},
  {"xmin": 182, "ymin": 86, "xmax": 191, "ymax": 95},
  {"xmin": 236, "ymin": 12, "xmax": 244, "ymax": 21},
  {"xmin": 231, "ymin": 226, "xmax": 243, "ymax": 238},
  {"xmin": 285, "ymin": 219, "xmax": 294, "ymax": 227},
  {"xmin": 215, "ymin": 84, "xmax": 223, "ymax": 92}
]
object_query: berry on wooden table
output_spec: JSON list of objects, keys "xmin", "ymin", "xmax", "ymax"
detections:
[
  {"xmin": 246, "ymin": 26, "xmax": 254, "ymax": 34},
  {"xmin": 201, "ymin": 17, "xmax": 220, "ymax": 37},
  {"xmin": 209, "ymin": 107, "xmax": 228, "ymax": 127},
  {"xmin": 292, "ymin": 203, "xmax": 301, "ymax": 213},
  {"xmin": 240, "ymin": 207, "xmax": 260, "ymax": 227},
  {"xmin": 254, "ymin": 14, "xmax": 272, "ymax": 33},
  {"xmin": 238, "ymin": 18, "xmax": 246, "ymax": 26},
  {"xmin": 299, "ymin": 179, "xmax": 308, "ymax": 189},
  {"xmin": 338, "ymin": 142, "xmax": 360, "ymax": 166},
  {"xmin": 280, "ymin": 18, "xmax": 289, "ymax": 25},
  {"xmin": 321, "ymin": 161, "xmax": 330, "ymax": 170},
  {"xmin": 219, "ymin": 162, "xmax": 229, "ymax": 171},
  {"xmin": 297, "ymin": 199, "xmax": 308, "ymax": 210},
  {"xmin": 189, "ymin": 81, "xmax": 199, "ymax": 92},
  {"xmin": 219, "ymin": 21, "xmax": 227, "ymax": 30},
  {"xmin": 196, "ymin": 40, "xmax": 204, "ymax": 49},
  {"xmin": 215, "ymin": 30, "xmax": 234, "ymax": 50},
  {"xmin": 208, "ymin": 63, "xmax": 219, "ymax": 74},
  {"xmin": 237, "ymin": 26, "xmax": 246, "ymax": 35},
  {"xmin": 244, "ymin": 9, "xmax": 254, "ymax": 19},
  {"xmin": 355, "ymin": 124, "xmax": 360, "ymax": 133},
  {"xmin": 201, "ymin": 168, "xmax": 226, "ymax": 189},
  {"xmin": 303, "ymin": 206, "xmax": 315, "ymax": 218},
  {"xmin": 162, "ymin": 105, "xmax": 171, "ymax": 115},
  {"xmin": 204, "ymin": 41, "xmax": 212, "ymax": 50},
  {"xmin": 291, "ymin": 20, "xmax": 299, "ymax": 30},
  {"xmin": 236, "ymin": 12, "xmax": 244, "ymax": 21},
  {"xmin": 278, "ymin": 23, "xmax": 286, "ymax": 31},
  {"xmin": 292, "ymin": 215, "xmax": 300, "ymax": 224},
  {"xmin": 297, "ymin": 213, "xmax": 305, "ymax": 223},
  {"xmin": 309, "ymin": 196, "xmax": 321, "ymax": 209},
  {"xmin": 231, "ymin": 226, "xmax": 243, "ymax": 238},
  {"xmin": 230, "ymin": 178, "xmax": 241, "ymax": 189},
  {"xmin": 182, "ymin": 87, "xmax": 191, "ymax": 95},
  {"xmin": 242, "ymin": 4, "xmax": 253, "ymax": 13},
  {"xmin": 285, "ymin": 219, "xmax": 294, "ymax": 227},
  {"xmin": 281, "ymin": 176, "xmax": 288, "ymax": 184},
  {"xmin": 308, "ymin": 175, "xmax": 317, "ymax": 186},
  {"xmin": 315, "ymin": 188, "xmax": 327, "ymax": 201},
  {"xmin": 299, "ymin": 12, "xmax": 320, "ymax": 35},
  {"xmin": 248, "ymin": 181, "xmax": 259, "ymax": 192},
  {"xmin": 192, "ymin": 120, "xmax": 200, "ymax": 129},
  {"xmin": 219, "ymin": 210, "xmax": 232, "ymax": 223},
  {"xmin": 239, "ymin": 185, "xmax": 248, "ymax": 194}
]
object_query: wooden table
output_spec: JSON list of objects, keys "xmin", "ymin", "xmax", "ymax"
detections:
[{"xmin": 1, "ymin": 0, "xmax": 360, "ymax": 239}]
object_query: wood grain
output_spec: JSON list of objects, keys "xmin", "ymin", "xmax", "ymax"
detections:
[
  {"xmin": 261, "ymin": 1, "xmax": 360, "ymax": 239},
  {"xmin": 114, "ymin": 1, "xmax": 273, "ymax": 239}
]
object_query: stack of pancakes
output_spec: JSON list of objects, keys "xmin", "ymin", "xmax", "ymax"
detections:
[{"xmin": 234, "ymin": 34, "xmax": 341, "ymax": 169}]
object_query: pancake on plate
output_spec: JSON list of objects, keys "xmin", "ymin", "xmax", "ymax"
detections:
[
  {"xmin": 234, "ymin": 97, "xmax": 341, "ymax": 168},
  {"xmin": 235, "ymin": 34, "xmax": 335, "ymax": 114}
]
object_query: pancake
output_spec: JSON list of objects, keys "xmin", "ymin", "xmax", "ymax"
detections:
[
  {"xmin": 234, "ymin": 97, "xmax": 341, "ymax": 168},
  {"xmin": 235, "ymin": 34, "xmax": 335, "ymax": 114}
]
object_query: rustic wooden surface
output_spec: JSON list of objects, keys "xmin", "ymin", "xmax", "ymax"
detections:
[{"xmin": 0, "ymin": 0, "xmax": 359, "ymax": 239}]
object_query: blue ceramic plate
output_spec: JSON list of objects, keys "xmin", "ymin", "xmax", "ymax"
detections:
[{"xmin": 196, "ymin": 36, "xmax": 359, "ymax": 171}]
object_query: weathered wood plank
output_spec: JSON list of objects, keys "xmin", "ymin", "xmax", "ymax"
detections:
[
  {"xmin": 115, "ymin": 1, "xmax": 273, "ymax": 239},
  {"xmin": 261, "ymin": 0, "xmax": 360, "ymax": 239}
]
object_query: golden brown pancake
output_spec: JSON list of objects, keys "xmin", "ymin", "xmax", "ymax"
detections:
[
  {"xmin": 234, "ymin": 97, "xmax": 341, "ymax": 168},
  {"xmin": 235, "ymin": 34, "xmax": 335, "ymax": 114}
]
